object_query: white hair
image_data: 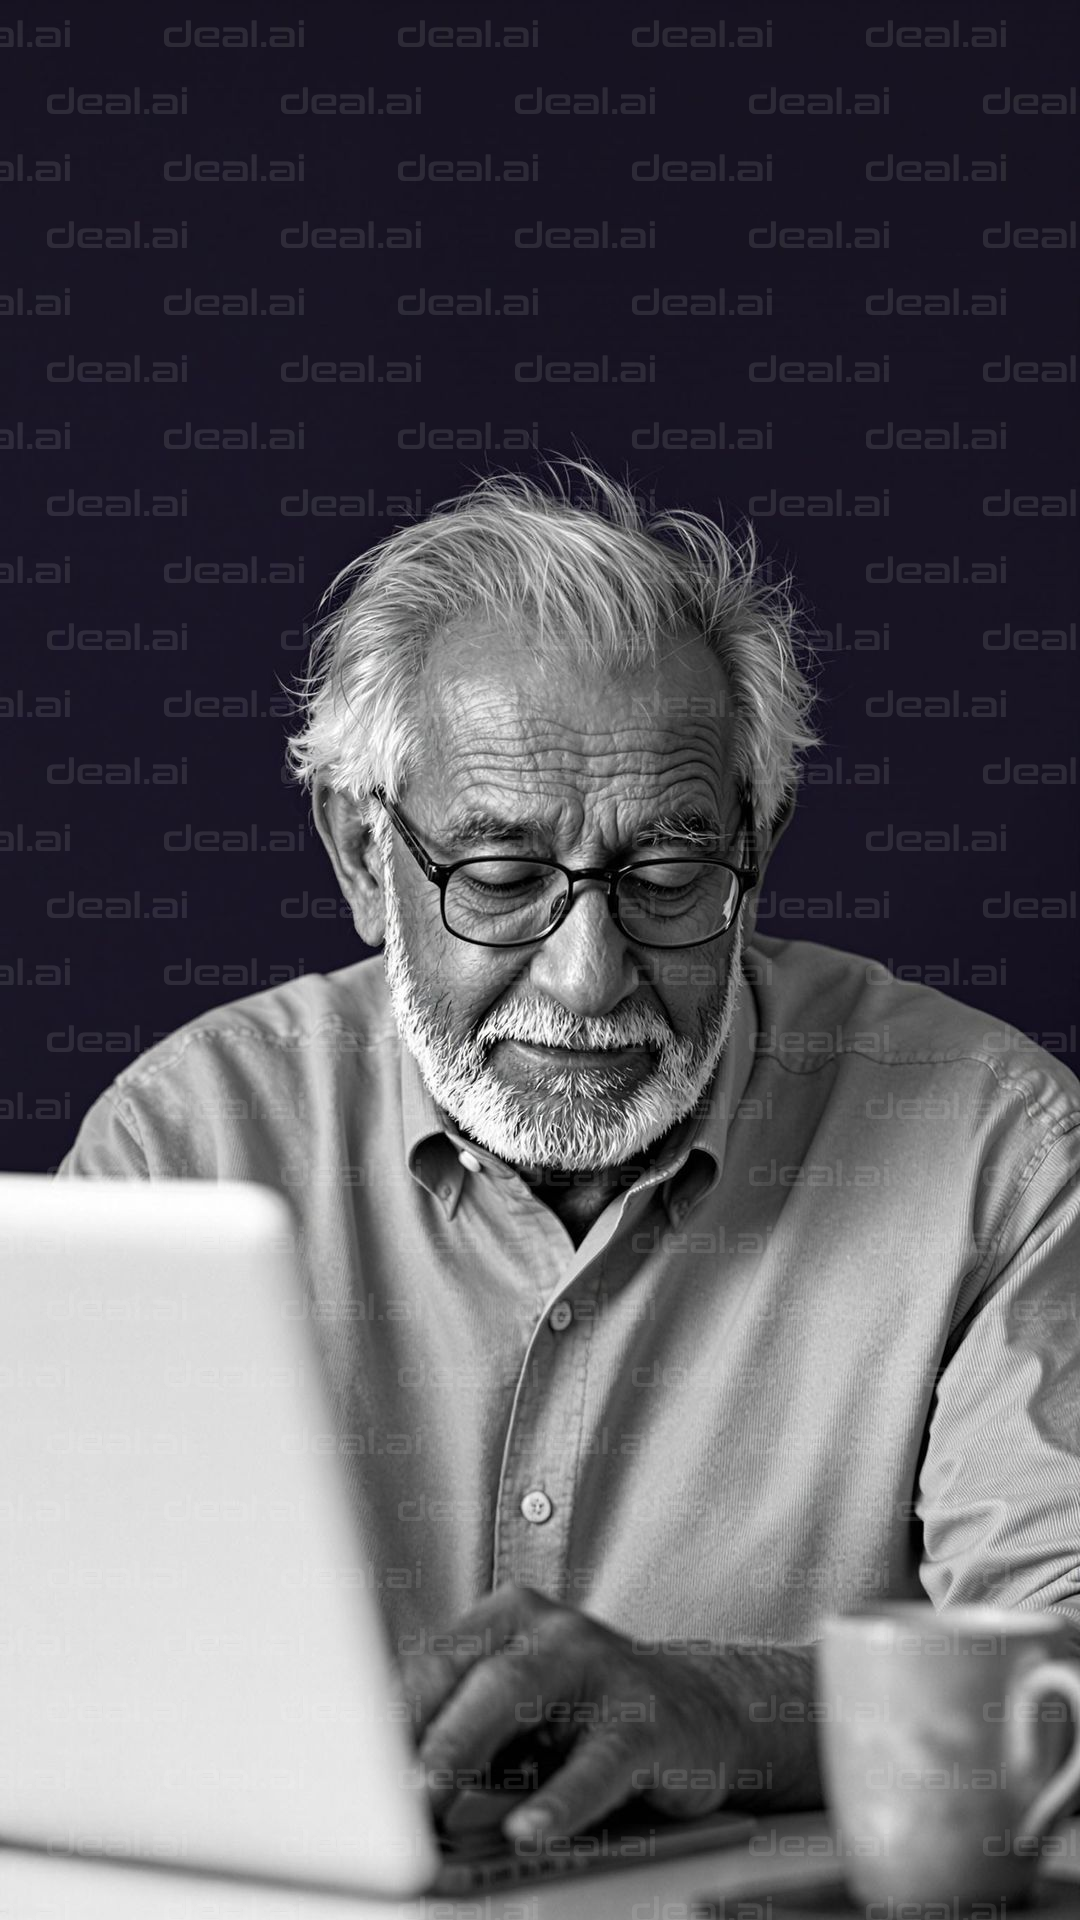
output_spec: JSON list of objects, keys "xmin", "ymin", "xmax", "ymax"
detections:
[{"xmin": 284, "ymin": 460, "xmax": 819, "ymax": 836}]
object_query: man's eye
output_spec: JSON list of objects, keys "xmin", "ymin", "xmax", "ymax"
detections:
[
  {"xmin": 635, "ymin": 879, "xmax": 697, "ymax": 898},
  {"xmin": 627, "ymin": 863, "xmax": 708, "ymax": 894},
  {"xmin": 458, "ymin": 866, "xmax": 549, "ymax": 896}
]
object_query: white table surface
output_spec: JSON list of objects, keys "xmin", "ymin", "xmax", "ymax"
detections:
[{"xmin": 5, "ymin": 1816, "xmax": 1080, "ymax": 1920}]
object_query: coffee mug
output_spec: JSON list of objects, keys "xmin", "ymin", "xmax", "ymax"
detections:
[{"xmin": 818, "ymin": 1604, "xmax": 1080, "ymax": 1907}]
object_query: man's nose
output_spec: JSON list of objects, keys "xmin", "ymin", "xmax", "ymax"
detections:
[{"xmin": 526, "ymin": 883, "xmax": 640, "ymax": 1017}]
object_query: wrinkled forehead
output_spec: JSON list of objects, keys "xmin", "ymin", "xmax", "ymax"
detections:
[
  {"xmin": 419, "ymin": 615, "xmax": 734, "ymax": 750},
  {"xmin": 410, "ymin": 617, "xmax": 739, "ymax": 836}
]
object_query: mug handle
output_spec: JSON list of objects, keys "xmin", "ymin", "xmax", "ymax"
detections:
[{"xmin": 1013, "ymin": 1658, "xmax": 1080, "ymax": 1840}]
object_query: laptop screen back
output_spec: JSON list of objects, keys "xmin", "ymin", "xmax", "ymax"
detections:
[{"xmin": 0, "ymin": 1175, "xmax": 439, "ymax": 1896}]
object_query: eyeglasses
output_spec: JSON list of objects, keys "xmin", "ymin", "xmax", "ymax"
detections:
[{"xmin": 373, "ymin": 787, "xmax": 759, "ymax": 950}]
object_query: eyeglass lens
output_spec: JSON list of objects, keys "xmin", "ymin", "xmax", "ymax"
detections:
[{"xmin": 443, "ymin": 860, "xmax": 740, "ymax": 947}]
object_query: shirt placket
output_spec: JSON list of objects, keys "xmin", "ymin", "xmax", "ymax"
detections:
[{"xmin": 490, "ymin": 1173, "xmax": 674, "ymax": 1598}]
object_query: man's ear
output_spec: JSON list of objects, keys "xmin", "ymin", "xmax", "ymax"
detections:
[
  {"xmin": 739, "ymin": 785, "xmax": 797, "ymax": 948},
  {"xmin": 313, "ymin": 782, "xmax": 387, "ymax": 947}
]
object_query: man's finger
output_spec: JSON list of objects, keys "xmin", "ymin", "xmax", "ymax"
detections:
[
  {"xmin": 401, "ymin": 1585, "xmax": 556, "ymax": 1741},
  {"xmin": 502, "ymin": 1729, "xmax": 642, "ymax": 1844},
  {"xmin": 419, "ymin": 1651, "xmax": 558, "ymax": 1816},
  {"xmin": 396, "ymin": 1649, "xmax": 464, "ymax": 1741}
]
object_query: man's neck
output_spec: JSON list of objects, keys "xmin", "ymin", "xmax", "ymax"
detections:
[
  {"xmin": 441, "ymin": 1110, "xmax": 699, "ymax": 1248},
  {"xmin": 516, "ymin": 1112, "xmax": 698, "ymax": 1247},
  {"xmin": 525, "ymin": 1162, "xmax": 644, "ymax": 1247}
]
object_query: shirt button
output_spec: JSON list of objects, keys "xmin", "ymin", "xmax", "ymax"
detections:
[
  {"xmin": 548, "ymin": 1301, "xmax": 573, "ymax": 1333},
  {"xmin": 438, "ymin": 1182, "xmax": 453, "ymax": 1202},
  {"xmin": 520, "ymin": 1489, "xmax": 553, "ymax": 1525},
  {"xmin": 458, "ymin": 1149, "xmax": 482, "ymax": 1174}
]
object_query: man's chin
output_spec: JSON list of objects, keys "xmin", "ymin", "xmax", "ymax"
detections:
[{"xmin": 457, "ymin": 1059, "xmax": 693, "ymax": 1173}]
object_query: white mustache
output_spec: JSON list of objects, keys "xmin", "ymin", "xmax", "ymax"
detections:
[{"xmin": 476, "ymin": 1001, "xmax": 671, "ymax": 1052}]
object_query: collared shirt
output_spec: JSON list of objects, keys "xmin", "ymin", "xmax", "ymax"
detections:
[{"xmin": 57, "ymin": 935, "xmax": 1080, "ymax": 1656}]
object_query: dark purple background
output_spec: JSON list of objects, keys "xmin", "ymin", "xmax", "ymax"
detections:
[{"xmin": 3, "ymin": 3, "xmax": 1078, "ymax": 1171}]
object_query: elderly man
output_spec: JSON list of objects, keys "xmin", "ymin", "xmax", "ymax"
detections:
[{"xmin": 59, "ymin": 465, "xmax": 1080, "ymax": 1844}]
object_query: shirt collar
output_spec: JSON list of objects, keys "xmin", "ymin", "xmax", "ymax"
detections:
[
  {"xmin": 400, "ymin": 1044, "xmax": 469, "ymax": 1218},
  {"xmin": 658, "ymin": 965, "xmax": 758, "ymax": 1222},
  {"xmin": 400, "ymin": 960, "xmax": 760, "ymax": 1225}
]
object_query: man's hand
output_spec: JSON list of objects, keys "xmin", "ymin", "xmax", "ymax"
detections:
[{"xmin": 397, "ymin": 1584, "xmax": 821, "ymax": 1844}]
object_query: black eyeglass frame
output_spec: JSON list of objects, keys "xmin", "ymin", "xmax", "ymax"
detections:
[{"xmin": 373, "ymin": 785, "xmax": 761, "ymax": 950}]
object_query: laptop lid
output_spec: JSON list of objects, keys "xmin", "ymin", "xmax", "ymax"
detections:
[{"xmin": 0, "ymin": 1174, "xmax": 439, "ymax": 1897}]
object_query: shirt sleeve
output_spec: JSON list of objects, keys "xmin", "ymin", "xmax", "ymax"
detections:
[
  {"xmin": 55, "ymin": 1089, "xmax": 150, "ymax": 1180},
  {"xmin": 917, "ymin": 1118, "xmax": 1080, "ymax": 1643}
]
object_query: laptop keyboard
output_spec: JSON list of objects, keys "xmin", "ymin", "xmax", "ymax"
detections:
[{"xmin": 435, "ymin": 1804, "xmax": 758, "ymax": 1893}]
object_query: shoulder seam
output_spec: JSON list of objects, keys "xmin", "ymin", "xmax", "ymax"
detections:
[
  {"xmin": 90, "ymin": 1087, "xmax": 150, "ymax": 1173},
  {"xmin": 760, "ymin": 1043, "xmax": 1079, "ymax": 1125},
  {"xmin": 109, "ymin": 1015, "xmax": 398, "ymax": 1096},
  {"xmin": 957, "ymin": 1110, "xmax": 1080, "ymax": 1308}
]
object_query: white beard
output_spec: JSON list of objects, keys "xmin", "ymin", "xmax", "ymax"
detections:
[{"xmin": 379, "ymin": 847, "xmax": 745, "ymax": 1173}]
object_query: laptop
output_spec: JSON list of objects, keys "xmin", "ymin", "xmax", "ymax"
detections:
[{"xmin": 0, "ymin": 1175, "xmax": 755, "ymax": 1898}]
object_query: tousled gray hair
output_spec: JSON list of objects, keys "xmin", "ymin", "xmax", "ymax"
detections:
[{"xmin": 284, "ymin": 461, "xmax": 819, "ymax": 837}]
